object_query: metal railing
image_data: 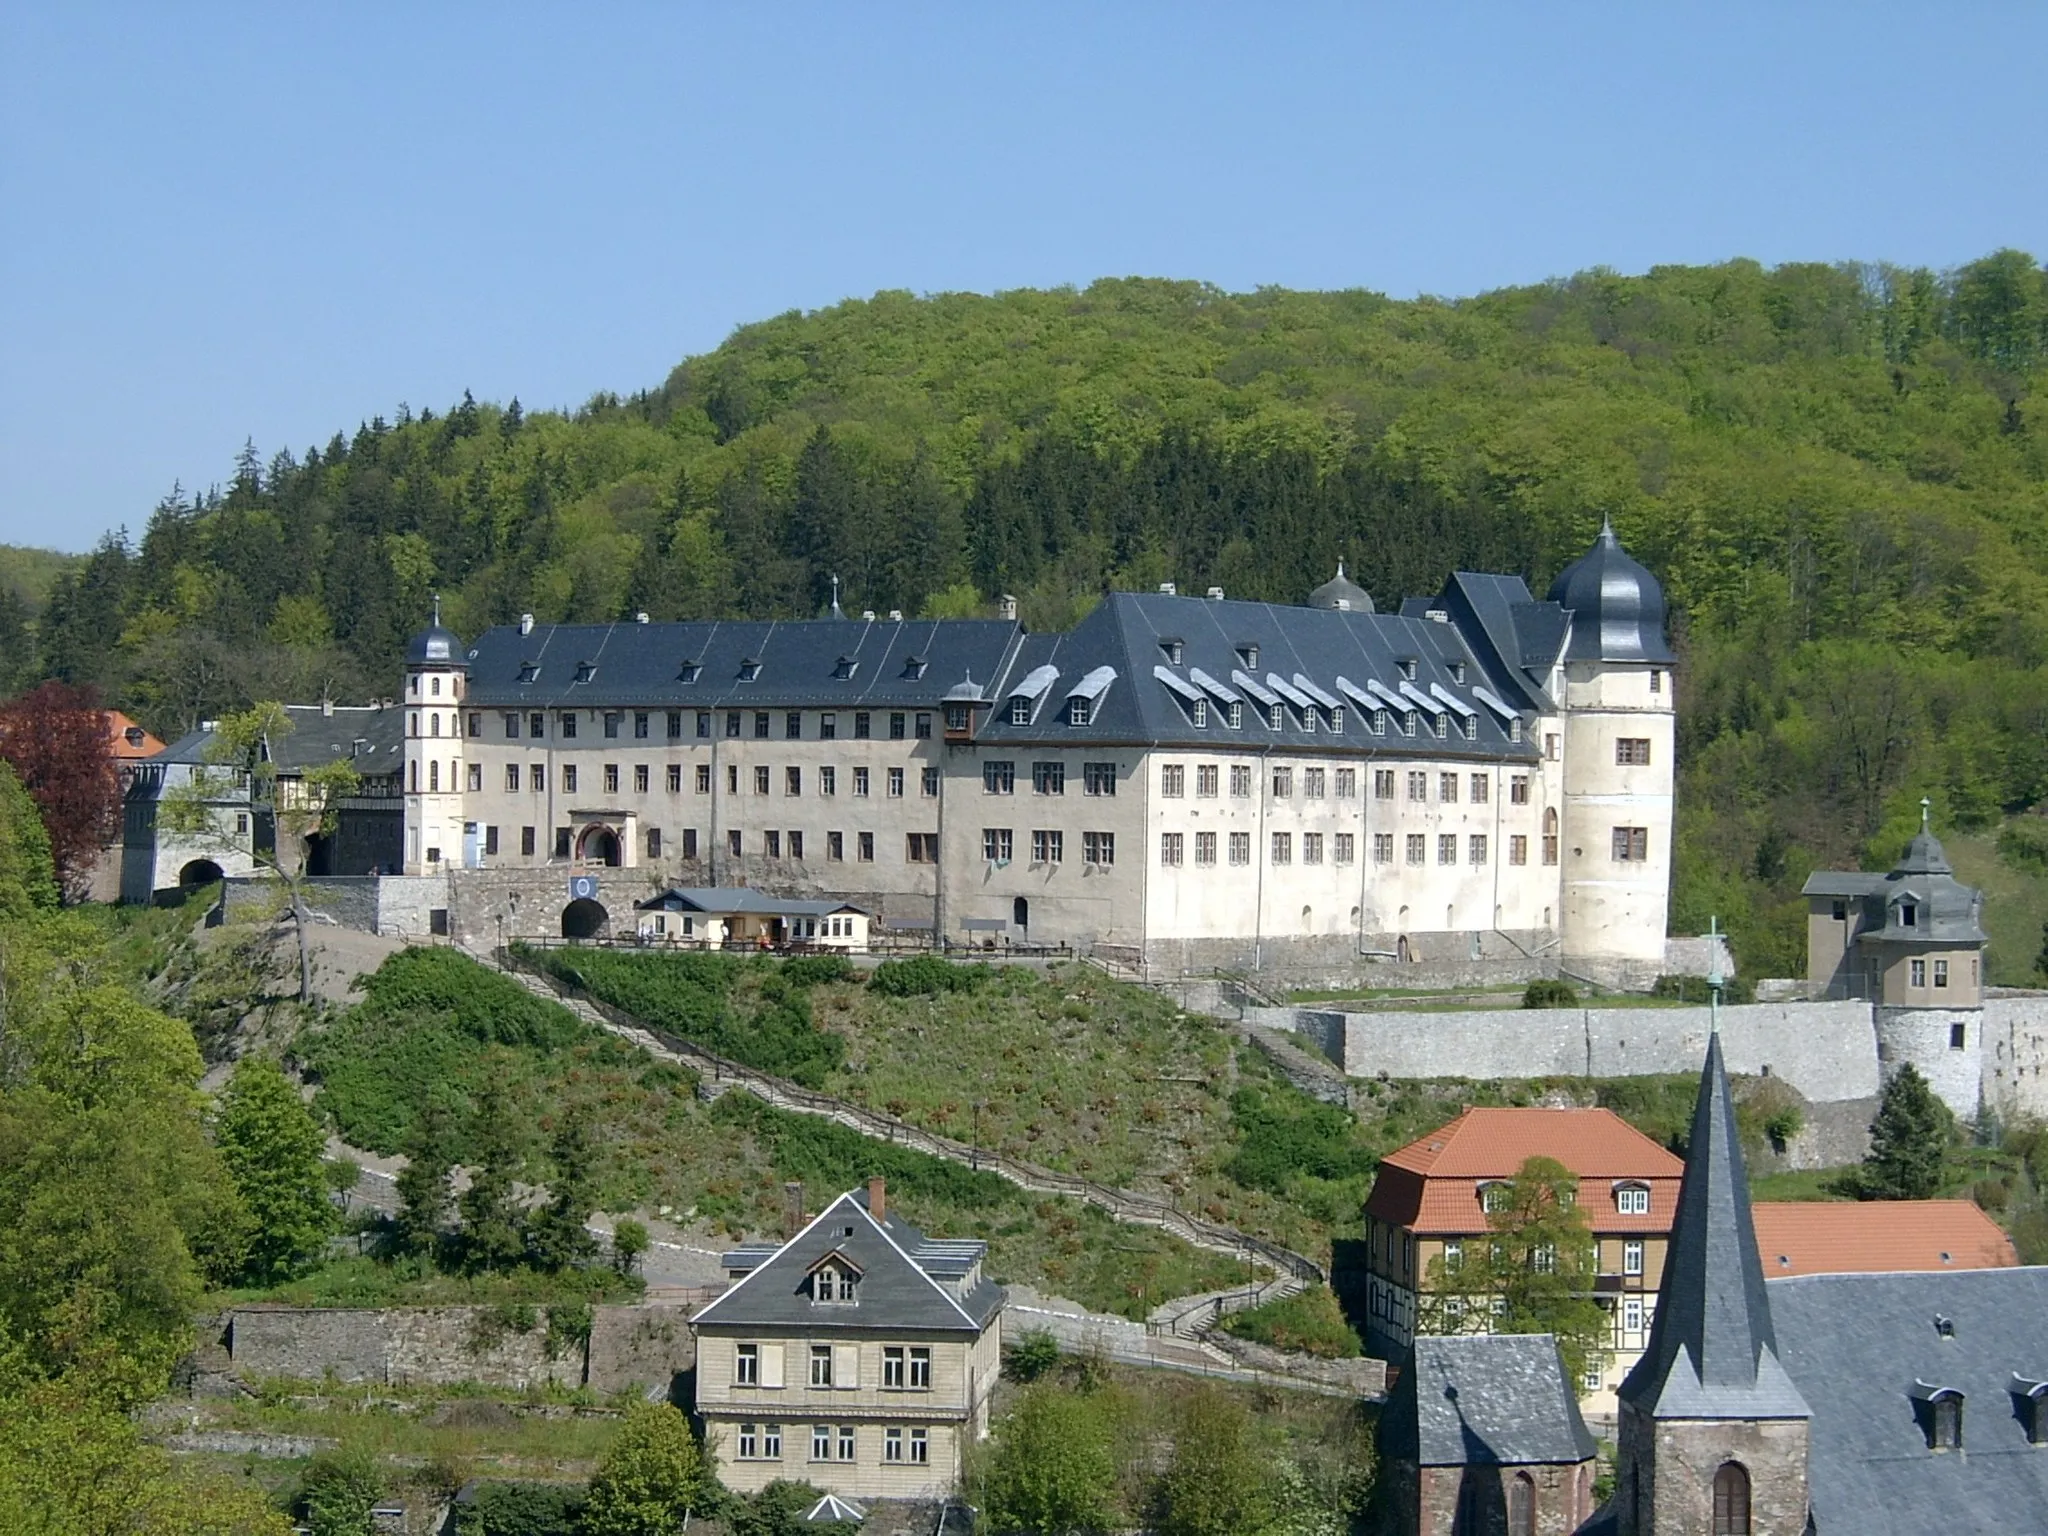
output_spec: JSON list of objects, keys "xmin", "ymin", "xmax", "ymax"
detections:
[{"xmin": 496, "ymin": 947, "xmax": 1326, "ymax": 1288}]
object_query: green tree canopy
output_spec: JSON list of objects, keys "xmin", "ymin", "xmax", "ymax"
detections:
[
  {"xmin": 213, "ymin": 1056, "xmax": 339, "ymax": 1284},
  {"xmin": 1863, "ymin": 1063, "xmax": 1956, "ymax": 1200},
  {"xmin": 975, "ymin": 1382, "xmax": 1119, "ymax": 1535},
  {"xmin": 580, "ymin": 1401, "xmax": 706, "ymax": 1536}
]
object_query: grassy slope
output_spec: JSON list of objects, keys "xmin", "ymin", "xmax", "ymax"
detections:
[{"xmin": 1946, "ymin": 827, "xmax": 2048, "ymax": 986}]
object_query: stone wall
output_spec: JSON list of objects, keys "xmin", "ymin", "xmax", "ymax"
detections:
[
  {"xmin": 1286, "ymin": 1000, "xmax": 1881, "ymax": 1106},
  {"xmin": 1985, "ymin": 995, "xmax": 2048, "ymax": 1122},
  {"xmin": 224, "ymin": 1302, "xmax": 696, "ymax": 1393}
]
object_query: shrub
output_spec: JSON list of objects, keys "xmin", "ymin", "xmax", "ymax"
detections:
[
  {"xmin": 1522, "ymin": 978, "xmax": 1580, "ymax": 1009},
  {"xmin": 298, "ymin": 1443, "xmax": 382, "ymax": 1536},
  {"xmin": 1997, "ymin": 816, "xmax": 2048, "ymax": 875},
  {"xmin": 1650, "ymin": 972, "xmax": 1756, "ymax": 1004},
  {"xmin": 1004, "ymin": 1327, "xmax": 1062, "ymax": 1382},
  {"xmin": 781, "ymin": 953, "xmax": 856, "ymax": 988},
  {"xmin": 1217, "ymin": 1286, "xmax": 1360, "ymax": 1358},
  {"xmin": 362, "ymin": 947, "xmax": 585, "ymax": 1050},
  {"xmin": 1224, "ymin": 1084, "xmax": 1373, "ymax": 1194},
  {"xmin": 730, "ymin": 1480, "xmax": 831, "ymax": 1536},
  {"xmin": 452, "ymin": 1480, "xmax": 588, "ymax": 1536},
  {"xmin": 867, "ymin": 956, "xmax": 991, "ymax": 997}
]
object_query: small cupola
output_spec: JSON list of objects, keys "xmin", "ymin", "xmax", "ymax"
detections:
[
  {"xmin": 1546, "ymin": 519, "xmax": 1676, "ymax": 665},
  {"xmin": 1309, "ymin": 561, "xmax": 1374, "ymax": 613},
  {"xmin": 403, "ymin": 596, "xmax": 467, "ymax": 670}
]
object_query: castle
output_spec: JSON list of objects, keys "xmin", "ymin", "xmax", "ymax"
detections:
[{"xmin": 388, "ymin": 525, "xmax": 1678, "ymax": 981}]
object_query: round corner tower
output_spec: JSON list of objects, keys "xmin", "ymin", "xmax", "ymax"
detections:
[
  {"xmin": 1546, "ymin": 521, "xmax": 1677, "ymax": 978},
  {"xmin": 401, "ymin": 604, "xmax": 470, "ymax": 876}
]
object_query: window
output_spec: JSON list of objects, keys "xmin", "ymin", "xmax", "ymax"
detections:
[
  {"xmin": 668, "ymin": 710, "xmax": 684, "ymax": 740},
  {"xmin": 1443, "ymin": 1239, "xmax": 1462, "ymax": 1273},
  {"xmin": 1230, "ymin": 763, "xmax": 1253, "ymax": 797},
  {"xmin": 1712, "ymin": 1463, "xmax": 1751, "ymax": 1534},
  {"xmin": 883, "ymin": 1347, "xmax": 905, "ymax": 1388},
  {"xmin": 827, "ymin": 831, "xmax": 843, "ymax": 861},
  {"xmin": 604, "ymin": 712, "xmax": 621, "ymax": 740},
  {"xmin": 1510, "ymin": 773, "xmax": 1530, "ymax": 804},
  {"xmin": 885, "ymin": 1427, "xmax": 904, "ymax": 1462},
  {"xmin": 1950, "ymin": 1021, "xmax": 1967, "ymax": 1049},
  {"xmin": 1624, "ymin": 1239, "xmax": 1645, "ymax": 1275},
  {"xmin": 1434, "ymin": 713, "xmax": 1448, "ymax": 739},
  {"xmin": 1934, "ymin": 959, "xmax": 1949, "ymax": 988},
  {"xmin": 1438, "ymin": 834, "xmax": 1458, "ymax": 865},
  {"xmin": 1032, "ymin": 761, "xmax": 1065, "ymax": 794},
  {"xmin": 725, "ymin": 710, "xmax": 742, "ymax": 739},
  {"xmin": 781, "ymin": 766, "xmax": 799, "ymax": 797},
  {"xmin": 1069, "ymin": 697, "xmax": 1093, "ymax": 726},
  {"xmin": 889, "ymin": 712, "xmax": 907, "ymax": 740},
  {"xmin": 1930, "ymin": 1396, "xmax": 1962, "ymax": 1451},
  {"xmin": 853, "ymin": 768, "xmax": 870, "ymax": 797},
  {"xmin": 1271, "ymin": 767, "xmax": 1292, "ymax": 798},
  {"xmin": 765, "ymin": 831, "xmax": 781, "ymax": 859},
  {"xmin": 818, "ymin": 766, "xmax": 836, "ymax": 796},
  {"xmin": 555, "ymin": 828, "xmax": 572, "ymax": 857},
  {"xmin": 1901, "ymin": 900, "xmax": 1917, "ymax": 928},
  {"xmin": 985, "ymin": 761, "xmax": 1016, "ymax": 794},
  {"xmin": 1334, "ymin": 833, "xmax": 1354, "ymax": 865},
  {"xmin": 887, "ymin": 767, "xmax": 904, "ymax": 797},
  {"xmin": 646, "ymin": 828, "xmax": 661, "ymax": 859},
  {"xmin": 736, "ymin": 1344, "xmax": 760, "ymax": 1385},
  {"xmin": 945, "ymin": 702, "xmax": 970, "ymax": 731},
  {"xmin": 1508, "ymin": 1472, "xmax": 1535, "ymax": 1536},
  {"xmin": 909, "ymin": 833, "xmax": 939, "ymax": 863},
  {"xmin": 910, "ymin": 1426, "xmax": 929, "ymax": 1463},
  {"xmin": 787, "ymin": 830, "xmax": 802, "ymax": 860},
  {"xmin": 600, "ymin": 763, "xmax": 618, "ymax": 794},
  {"xmin": 1616, "ymin": 737, "xmax": 1651, "ymax": 766},
  {"xmin": 1196, "ymin": 763, "xmax": 1219, "ymax": 797},
  {"xmin": 839, "ymin": 1424, "xmax": 857, "ymax": 1460},
  {"xmin": 526, "ymin": 711, "xmax": 544, "ymax": 738},
  {"xmin": 1335, "ymin": 767, "xmax": 1355, "ymax": 798},
  {"xmin": 694, "ymin": 764, "xmax": 711, "ymax": 794},
  {"xmin": 908, "ymin": 1347, "xmax": 930, "ymax": 1388},
  {"xmin": 1084, "ymin": 762, "xmax": 1117, "ymax": 796},
  {"xmin": 752, "ymin": 766, "xmax": 769, "ymax": 796},
  {"xmin": 820, "ymin": 712, "xmax": 837, "ymax": 740},
  {"xmin": 784, "ymin": 711, "xmax": 802, "ymax": 740},
  {"xmin": 1470, "ymin": 773, "xmax": 1488, "ymax": 803},
  {"xmin": 1911, "ymin": 958, "xmax": 1927, "ymax": 987},
  {"xmin": 1271, "ymin": 832, "xmax": 1292, "ymax": 865},
  {"xmin": 1406, "ymin": 771, "xmax": 1428, "ymax": 802},
  {"xmin": 810, "ymin": 1346, "xmax": 833, "ymax": 1386},
  {"xmin": 1406, "ymin": 834, "xmax": 1427, "ymax": 865},
  {"xmin": 1161, "ymin": 764, "xmax": 1186, "ymax": 797},
  {"xmin": 854, "ymin": 711, "xmax": 871, "ymax": 739},
  {"xmin": 983, "ymin": 828, "xmax": 1013, "ymax": 864},
  {"xmin": 1439, "ymin": 772, "xmax": 1458, "ymax": 803},
  {"xmin": 1304, "ymin": 767, "xmax": 1325, "ymax": 798},
  {"xmin": 666, "ymin": 764, "xmax": 681, "ymax": 793},
  {"xmin": 1032, "ymin": 829, "xmax": 1063, "ymax": 864},
  {"xmin": 1623, "ymin": 1296, "xmax": 1645, "ymax": 1336},
  {"xmin": 1650, "ymin": 668, "xmax": 1664, "ymax": 695},
  {"xmin": 1374, "ymin": 769, "xmax": 1395, "ymax": 800},
  {"xmin": 1161, "ymin": 832, "xmax": 1184, "ymax": 866},
  {"xmin": 812, "ymin": 1425, "xmax": 833, "ymax": 1461},
  {"xmin": 1469, "ymin": 835, "xmax": 1487, "ymax": 865},
  {"xmin": 683, "ymin": 829, "xmax": 698, "ymax": 859},
  {"xmin": 1612, "ymin": 826, "xmax": 1649, "ymax": 862},
  {"xmin": 1373, "ymin": 833, "xmax": 1394, "ymax": 864},
  {"xmin": 922, "ymin": 766, "xmax": 939, "ymax": 797},
  {"xmin": 521, "ymin": 826, "xmax": 536, "ymax": 856},
  {"xmin": 696, "ymin": 711, "xmax": 712, "ymax": 738},
  {"xmin": 1616, "ymin": 1184, "xmax": 1650, "ymax": 1216},
  {"xmin": 1509, "ymin": 835, "xmax": 1528, "ymax": 866},
  {"xmin": 562, "ymin": 765, "xmax": 578, "ymax": 793},
  {"xmin": 503, "ymin": 764, "xmax": 519, "ymax": 792},
  {"xmin": 1480, "ymin": 1182, "xmax": 1510, "ymax": 1213},
  {"xmin": 753, "ymin": 712, "xmax": 770, "ymax": 740},
  {"xmin": 482, "ymin": 824, "xmax": 499, "ymax": 856},
  {"xmin": 560, "ymin": 713, "xmax": 578, "ymax": 739},
  {"xmin": 728, "ymin": 829, "xmax": 742, "ymax": 858},
  {"xmin": 1195, "ymin": 831, "xmax": 1217, "ymax": 865},
  {"xmin": 1302, "ymin": 833, "xmax": 1323, "ymax": 864},
  {"xmin": 1543, "ymin": 808, "xmax": 1559, "ymax": 865},
  {"xmin": 1083, "ymin": 831, "xmax": 1115, "ymax": 866},
  {"xmin": 1008, "ymin": 696, "xmax": 1031, "ymax": 726}
]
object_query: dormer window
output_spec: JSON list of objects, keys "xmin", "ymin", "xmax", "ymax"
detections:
[
  {"xmin": 677, "ymin": 659, "xmax": 700, "ymax": 683},
  {"xmin": 2015, "ymin": 1377, "xmax": 2048, "ymax": 1445},
  {"xmin": 1400, "ymin": 658, "xmax": 1418, "ymax": 681},
  {"xmin": 1434, "ymin": 712, "xmax": 1449, "ymax": 739},
  {"xmin": 902, "ymin": 656, "xmax": 926, "ymax": 680},
  {"xmin": 1404, "ymin": 710, "xmax": 1418, "ymax": 738},
  {"xmin": 812, "ymin": 1262, "xmax": 857, "ymax": 1304},
  {"xmin": 575, "ymin": 661, "xmax": 597, "ymax": 684},
  {"xmin": 1069, "ymin": 698, "xmax": 1092, "ymax": 727},
  {"xmin": 1451, "ymin": 661, "xmax": 1466, "ymax": 683},
  {"xmin": 1267, "ymin": 703, "xmax": 1284, "ymax": 731},
  {"xmin": 945, "ymin": 702, "xmax": 970, "ymax": 731},
  {"xmin": 1161, "ymin": 639, "xmax": 1184, "ymax": 665},
  {"xmin": 1372, "ymin": 709, "xmax": 1388, "ymax": 736},
  {"xmin": 833, "ymin": 656, "xmax": 858, "ymax": 681},
  {"xmin": 1226, "ymin": 702, "xmax": 1242, "ymax": 729},
  {"xmin": 1329, "ymin": 707, "xmax": 1343, "ymax": 733},
  {"xmin": 1509, "ymin": 718, "xmax": 1523, "ymax": 743},
  {"xmin": 517, "ymin": 662, "xmax": 539, "ymax": 684},
  {"xmin": 1237, "ymin": 643, "xmax": 1258, "ymax": 669},
  {"xmin": 739, "ymin": 659, "xmax": 760, "ymax": 682},
  {"xmin": 1191, "ymin": 698, "xmax": 1207, "ymax": 727},
  {"xmin": 1008, "ymin": 696, "xmax": 1031, "ymax": 726},
  {"xmin": 1478, "ymin": 1181, "xmax": 1511, "ymax": 1214},
  {"xmin": 1615, "ymin": 1182, "xmax": 1651, "ymax": 1217},
  {"xmin": 1464, "ymin": 716, "xmax": 1478, "ymax": 742},
  {"xmin": 1900, "ymin": 901, "xmax": 1917, "ymax": 928},
  {"xmin": 1911, "ymin": 1382, "xmax": 1964, "ymax": 1449}
]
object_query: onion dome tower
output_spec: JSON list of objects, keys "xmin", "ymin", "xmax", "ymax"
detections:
[
  {"xmin": 1547, "ymin": 521, "xmax": 1676, "ymax": 978},
  {"xmin": 402, "ymin": 597, "xmax": 471, "ymax": 875},
  {"xmin": 1308, "ymin": 561, "xmax": 1374, "ymax": 613}
]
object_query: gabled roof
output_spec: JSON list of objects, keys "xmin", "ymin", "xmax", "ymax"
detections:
[
  {"xmin": 1617, "ymin": 1033, "xmax": 1810, "ymax": 1421},
  {"xmin": 692, "ymin": 1188, "xmax": 1001, "ymax": 1333},
  {"xmin": 1366, "ymin": 1108, "xmax": 1684, "ymax": 1236},
  {"xmin": 1380, "ymin": 1334, "xmax": 1598, "ymax": 1468},
  {"xmin": 1752, "ymin": 1201, "xmax": 2017, "ymax": 1278},
  {"xmin": 1800, "ymin": 817, "xmax": 1985, "ymax": 946},
  {"xmin": 106, "ymin": 712, "xmax": 165, "ymax": 760},
  {"xmin": 1769, "ymin": 1267, "xmax": 2048, "ymax": 1533},
  {"xmin": 634, "ymin": 886, "xmax": 867, "ymax": 918}
]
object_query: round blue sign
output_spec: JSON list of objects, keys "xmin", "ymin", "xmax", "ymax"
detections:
[{"xmin": 568, "ymin": 875, "xmax": 599, "ymax": 901}]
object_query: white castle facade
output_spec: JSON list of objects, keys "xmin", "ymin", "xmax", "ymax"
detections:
[{"xmin": 393, "ymin": 527, "xmax": 1679, "ymax": 981}]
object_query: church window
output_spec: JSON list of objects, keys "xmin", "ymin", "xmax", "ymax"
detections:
[{"xmin": 1712, "ymin": 1463, "xmax": 1751, "ymax": 1533}]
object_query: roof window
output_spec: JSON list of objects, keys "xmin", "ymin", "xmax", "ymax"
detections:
[
  {"xmin": 677, "ymin": 659, "xmax": 699, "ymax": 683},
  {"xmin": 833, "ymin": 656, "xmax": 858, "ymax": 681},
  {"xmin": 1160, "ymin": 639, "xmax": 1184, "ymax": 665},
  {"xmin": 2014, "ymin": 1376, "xmax": 2048, "ymax": 1445},
  {"xmin": 1900, "ymin": 900, "xmax": 1917, "ymax": 928},
  {"xmin": 1451, "ymin": 660, "xmax": 1466, "ymax": 683},
  {"xmin": 1400, "ymin": 657, "xmax": 1418, "ymax": 680},
  {"xmin": 739, "ymin": 658, "xmax": 760, "ymax": 681},
  {"xmin": 902, "ymin": 656, "xmax": 926, "ymax": 680},
  {"xmin": 1910, "ymin": 1382, "xmax": 1964, "ymax": 1450},
  {"xmin": 1237, "ymin": 643, "xmax": 1258, "ymax": 669},
  {"xmin": 574, "ymin": 661, "xmax": 597, "ymax": 684},
  {"xmin": 517, "ymin": 662, "xmax": 539, "ymax": 685}
]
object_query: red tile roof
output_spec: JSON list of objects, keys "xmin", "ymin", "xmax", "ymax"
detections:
[
  {"xmin": 1366, "ymin": 1108, "xmax": 1685, "ymax": 1236},
  {"xmin": 1752, "ymin": 1200, "xmax": 2016, "ymax": 1278},
  {"xmin": 105, "ymin": 711, "xmax": 165, "ymax": 760}
]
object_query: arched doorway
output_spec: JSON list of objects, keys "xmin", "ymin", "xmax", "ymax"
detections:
[
  {"xmin": 562, "ymin": 898, "xmax": 608, "ymax": 940},
  {"xmin": 178, "ymin": 859, "xmax": 224, "ymax": 888},
  {"xmin": 577, "ymin": 826, "xmax": 622, "ymax": 867},
  {"xmin": 1012, "ymin": 896, "xmax": 1029, "ymax": 933}
]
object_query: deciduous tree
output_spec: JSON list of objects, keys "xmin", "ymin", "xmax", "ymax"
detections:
[
  {"xmin": 581, "ymin": 1401, "xmax": 705, "ymax": 1536},
  {"xmin": 213, "ymin": 1056, "xmax": 338, "ymax": 1284},
  {"xmin": 975, "ymin": 1383, "xmax": 1119, "ymax": 1535},
  {"xmin": 0, "ymin": 680, "xmax": 120, "ymax": 900}
]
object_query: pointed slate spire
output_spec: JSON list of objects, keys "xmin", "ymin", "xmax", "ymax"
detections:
[{"xmin": 1617, "ymin": 1032, "xmax": 1811, "ymax": 1419}]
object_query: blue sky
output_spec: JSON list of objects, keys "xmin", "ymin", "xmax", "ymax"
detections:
[{"xmin": 3, "ymin": 3, "xmax": 2043, "ymax": 551}]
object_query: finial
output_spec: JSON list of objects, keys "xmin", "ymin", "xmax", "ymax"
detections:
[
  {"xmin": 1599, "ymin": 514, "xmax": 1616, "ymax": 542},
  {"xmin": 1336, "ymin": 559, "xmax": 1346, "ymax": 578},
  {"xmin": 830, "ymin": 574, "xmax": 843, "ymax": 619},
  {"xmin": 1920, "ymin": 796, "xmax": 1932, "ymax": 832},
  {"xmin": 432, "ymin": 591, "xmax": 441, "ymax": 626},
  {"xmin": 1707, "ymin": 914, "xmax": 1724, "ymax": 1032}
]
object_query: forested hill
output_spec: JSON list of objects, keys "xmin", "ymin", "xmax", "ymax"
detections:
[{"xmin": 13, "ymin": 251, "xmax": 2048, "ymax": 971}]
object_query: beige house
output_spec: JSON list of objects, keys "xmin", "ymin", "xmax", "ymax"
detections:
[
  {"xmin": 691, "ymin": 1181, "xmax": 1003, "ymax": 1500},
  {"xmin": 630, "ymin": 886, "xmax": 870, "ymax": 950}
]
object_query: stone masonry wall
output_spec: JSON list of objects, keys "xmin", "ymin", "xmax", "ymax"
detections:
[
  {"xmin": 225, "ymin": 1303, "xmax": 696, "ymax": 1393},
  {"xmin": 1985, "ymin": 995, "xmax": 2048, "ymax": 1123},
  {"xmin": 1291, "ymin": 1000, "xmax": 1880, "ymax": 1106}
]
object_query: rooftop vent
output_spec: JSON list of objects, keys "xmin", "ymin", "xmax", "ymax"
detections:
[
  {"xmin": 1158, "ymin": 582, "xmax": 1177, "ymax": 596},
  {"xmin": 519, "ymin": 613, "xmax": 534, "ymax": 635},
  {"xmin": 861, "ymin": 610, "xmax": 876, "ymax": 622},
  {"xmin": 1207, "ymin": 586, "xmax": 1225, "ymax": 600},
  {"xmin": 888, "ymin": 609, "xmax": 903, "ymax": 622},
  {"xmin": 635, "ymin": 611, "xmax": 649, "ymax": 624},
  {"xmin": 999, "ymin": 593, "xmax": 1019, "ymax": 621}
]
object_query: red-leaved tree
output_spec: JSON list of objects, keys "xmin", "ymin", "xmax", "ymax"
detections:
[{"xmin": 0, "ymin": 681, "xmax": 121, "ymax": 901}]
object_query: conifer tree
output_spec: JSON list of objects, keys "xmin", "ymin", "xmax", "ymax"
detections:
[
  {"xmin": 1863, "ymin": 1064, "xmax": 1955, "ymax": 1200},
  {"xmin": 392, "ymin": 1099, "xmax": 456, "ymax": 1262},
  {"xmin": 457, "ymin": 1082, "xmax": 528, "ymax": 1272},
  {"xmin": 527, "ymin": 1109, "xmax": 599, "ymax": 1273}
]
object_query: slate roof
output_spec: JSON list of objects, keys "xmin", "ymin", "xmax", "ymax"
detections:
[
  {"xmin": 1800, "ymin": 824, "xmax": 1986, "ymax": 946},
  {"xmin": 461, "ymin": 617, "xmax": 1024, "ymax": 711},
  {"xmin": 693, "ymin": 1187, "xmax": 1003, "ymax": 1334},
  {"xmin": 1365, "ymin": 1109, "xmax": 1684, "ymax": 1237},
  {"xmin": 635, "ymin": 886, "xmax": 868, "ymax": 918},
  {"xmin": 1380, "ymin": 1334, "xmax": 1598, "ymax": 1468},
  {"xmin": 1544, "ymin": 521, "xmax": 1677, "ymax": 665},
  {"xmin": 145, "ymin": 706, "xmax": 404, "ymax": 782},
  {"xmin": 1617, "ymin": 1032, "xmax": 1811, "ymax": 1421},
  {"xmin": 1768, "ymin": 1267, "xmax": 2048, "ymax": 1534},
  {"xmin": 1753, "ymin": 1201, "xmax": 2017, "ymax": 1278}
]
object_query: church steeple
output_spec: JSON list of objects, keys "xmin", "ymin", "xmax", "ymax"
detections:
[{"xmin": 1608, "ymin": 1032, "xmax": 1811, "ymax": 1534}]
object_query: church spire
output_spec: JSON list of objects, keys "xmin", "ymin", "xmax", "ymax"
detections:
[{"xmin": 1617, "ymin": 1031, "xmax": 1810, "ymax": 1419}]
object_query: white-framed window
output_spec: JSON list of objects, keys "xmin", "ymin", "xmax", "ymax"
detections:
[
  {"xmin": 1230, "ymin": 763, "xmax": 1253, "ymax": 797},
  {"xmin": 1083, "ymin": 831, "xmax": 1115, "ymax": 866},
  {"xmin": 1616, "ymin": 1184, "xmax": 1651, "ymax": 1217},
  {"xmin": 1334, "ymin": 833, "xmax": 1354, "ymax": 865},
  {"xmin": 1374, "ymin": 833, "xmax": 1394, "ymax": 864},
  {"xmin": 885, "ymin": 1426, "xmax": 905, "ymax": 1462},
  {"xmin": 884, "ymin": 1347, "xmax": 905, "ymax": 1388},
  {"xmin": 1335, "ymin": 767, "xmax": 1356, "ymax": 798},
  {"xmin": 1479, "ymin": 1182, "xmax": 1510, "ymax": 1213},
  {"xmin": 1229, "ymin": 832, "xmax": 1251, "ymax": 866},
  {"xmin": 811, "ymin": 1424, "xmax": 833, "ymax": 1461},
  {"xmin": 1624, "ymin": 1239, "xmax": 1645, "ymax": 1276},
  {"xmin": 909, "ymin": 1347, "xmax": 930, "ymax": 1388},
  {"xmin": 1302, "ymin": 833, "xmax": 1322, "ymax": 865},
  {"xmin": 763, "ymin": 1423, "xmax": 783, "ymax": 1458},
  {"xmin": 910, "ymin": 1426, "xmax": 930, "ymax": 1463},
  {"xmin": 810, "ymin": 1346, "xmax": 833, "ymax": 1387},
  {"xmin": 1271, "ymin": 832, "xmax": 1292, "ymax": 865},
  {"xmin": 1443, "ymin": 1239, "xmax": 1463, "ymax": 1272},
  {"xmin": 736, "ymin": 1344, "xmax": 759, "ymax": 1385},
  {"xmin": 838, "ymin": 1425, "xmax": 856, "ymax": 1461},
  {"xmin": 1032, "ymin": 829, "xmax": 1063, "ymax": 864},
  {"xmin": 1161, "ymin": 763, "xmax": 1185, "ymax": 797},
  {"xmin": 1195, "ymin": 831, "xmax": 1217, "ymax": 865},
  {"xmin": 1161, "ymin": 832, "xmax": 1184, "ymax": 866},
  {"xmin": 1624, "ymin": 1295, "xmax": 1644, "ymax": 1333}
]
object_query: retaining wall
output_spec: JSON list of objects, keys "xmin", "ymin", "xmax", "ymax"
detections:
[
  {"xmin": 224, "ymin": 1302, "xmax": 696, "ymax": 1393},
  {"xmin": 1985, "ymin": 995, "xmax": 2048, "ymax": 1122}
]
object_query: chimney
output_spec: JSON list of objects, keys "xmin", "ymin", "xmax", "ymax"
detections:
[
  {"xmin": 999, "ymin": 593, "xmax": 1018, "ymax": 622},
  {"xmin": 321, "ymin": 696, "xmax": 334, "ymax": 717},
  {"xmin": 783, "ymin": 1180, "xmax": 805, "ymax": 1239},
  {"xmin": 861, "ymin": 610, "xmax": 876, "ymax": 622},
  {"xmin": 519, "ymin": 613, "xmax": 535, "ymax": 636},
  {"xmin": 1207, "ymin": 586, "xmax": 1225, "ymax": 601},
  {"xmin": 1158, "ymin": 582, "xmax": 1177, "ymax": 596},
  {"xmin": 868, "ymin": 1176, "xmax": 886, "ymax": 1224},
  {"xmin": 636, "ymin": 611, "xmax": 650, "ymax": 624},
  {"xmin": 888, "ymin": 609, "xmax": 903, "ymax": 622}
]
